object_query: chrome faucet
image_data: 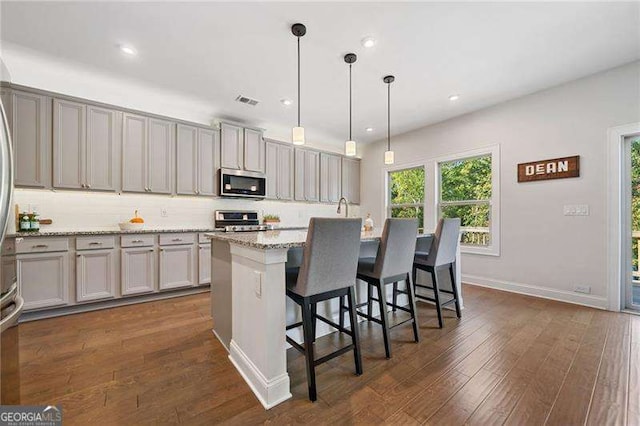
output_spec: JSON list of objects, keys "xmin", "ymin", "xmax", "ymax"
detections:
[{"xmin": 337, "ymin": 197, "xmax": 349, "ymax": 218}]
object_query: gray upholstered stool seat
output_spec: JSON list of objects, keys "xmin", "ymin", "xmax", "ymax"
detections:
[
  {"xmin": 342, "ymin": 218, "xmax": 420, "ymax": 359},
  {"xmin": 285, "ymin": 217, "xmax": 363, "ymax": 402},
  {"xmin": 409, "ymin": 218, "xmax": 462, "ymax": 328}
]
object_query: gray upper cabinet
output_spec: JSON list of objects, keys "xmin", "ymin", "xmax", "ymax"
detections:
[
  {"xmin": 53, "ymin": 100, "xmax": 119, "ymax": 191},
  {"xmin": 243, "ymin": 128, "xmax": 265, "ymax": 173},
  {"xmin": 122, "ymin": 113, "xmax": 174, "ymax": 194},
  {"xmin": 342, "ymin": 157, "xmax": 361, "ymax": 205},
  {"xmin": 122, "ymin": 113, "xmax": 148, "ymax": 193},
  {"xmin": 2, "ymin": 90, "xmax": 50, "ymax": 188},
  {"xmin": 53, "ymin": 99, "xmax": 85, "ymax": 189},
  {"xmin": 320, "ymin": 153, "xmax": 342, "ymax": 203},
  {"xmin": 198, "ymin": 128, "xmax": 217, "ymax": 196},
  {"xmin": 265, "ymin": 141, "xmax": 278, "ymax": 199},
  {"xmin": 265, "ymin": 140, "xmax": 293, "ymax": 200},
  {"xmin": 147, "ymin": 118, "xmax": 174, "ymax": 194},
  {"xmin": 294, "ymin": 148, "xmax": 320, "ymax": 202},
  {"xmin": 220, "ymin": 122, "xmax": 242, "ymax": 170},
  {"xmin": 177, "ymin": 124, "xmax": 216, "ymax": 196}
]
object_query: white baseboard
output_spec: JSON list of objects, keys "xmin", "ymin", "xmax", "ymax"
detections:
[{"xmin": 462, "ymin": 274, "xmax": 609, "ymax": 310}]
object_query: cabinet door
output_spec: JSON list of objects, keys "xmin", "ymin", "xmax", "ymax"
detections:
[
  {"xmin": 86, "ymin": 106, "xmax": 118, "ymax": 191},
  {"xmin": 220, "ymin": 123, "xmax": 242, "ymax": 170},
  {"xmin": 294, "ymin": 148, "xmax": 306, "ymax": 201},
  {"xmin": 342, "ymin": 158, "xmax": 361, "ymax": 204},
  {"xmin": 8, "ymin": 91, "xmax": 49, "ymax": 188},
  {"xmin": 278, "ymin": 144, "xmax": 294, "ymax": 201},
  {"xmin": 198, "ymin": 128, "xmax": 216, "ymax": 196},
  {"xmin": 148, "ymin": 118, "xmax": 174, "ymax": 194},
  {"xmin": 265, "ymin": 141, "xmax": 278, "ymax": 199},
  {"xmin": 17, "ymin": 252, "xmax": 69, "ymax": 310},
  {"xmin": 159, "ymin": 245, "xmax": 195, "ymax": 290},
  {"xmin": 76, "ymin": 249, "xmax": 116, "ymax": 302},
  {"xmin": 121, "ymin": 247, "xmax": 155, "ymax": 295},
  {"xmin": 320, "ymin": 153, "xmax": 341, "ymax": 203},
  {"xmin": 305, "ymin": 150, "xmax": 320, "ymax": 202},
  {"xmin": 122, "ymin": 113, "xmax": 147, "ymax": 193},
  {"xmin": 176, "ymin": 124, "xmax": 198, "ymax": 195},
  {"xmin": 243, "ymin": 128, "xmax": 265, "ymax": 173},
  {"xmin": 53, "ymin": 99, "xmax": 85, "ymax": 189},
  {"xmin": 198, "ymin": 244, "xmax": 211, "ymax": 285}
]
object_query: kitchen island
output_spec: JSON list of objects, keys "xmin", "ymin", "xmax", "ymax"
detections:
[{"xmin": 205, "ymin": 228, "xmax": 462, "ymax": 409}]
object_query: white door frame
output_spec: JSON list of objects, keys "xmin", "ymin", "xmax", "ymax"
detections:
[{"xmin": 607, "ymin": 122, "xmax": 640, "ymax": 311}]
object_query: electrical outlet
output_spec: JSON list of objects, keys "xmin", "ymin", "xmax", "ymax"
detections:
[
  {"xmin": 254, "ymin": 271, "xmax": 262, "ymax": 298},
  {"xmin": 161, "ymin": 208, "xmax": 168, "ymax": 217},
  {"xmin": 574, "ymin": 285, "xmax": 591, "ymax": 294}
]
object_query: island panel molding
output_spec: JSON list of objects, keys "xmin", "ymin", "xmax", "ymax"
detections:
[{"xmin": 517, "ymin": 155, "xmax": 580, "ymax": 182}]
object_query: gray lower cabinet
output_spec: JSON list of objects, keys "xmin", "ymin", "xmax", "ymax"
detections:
[
  {"xmin": 342, "ymin": 157, "xmax": 361, "ymax": 205},
  {"xmin": 265, "ymin": 140, "xmax": 293, "ymax": 200},
  {"xmin": 17, "ymin": 251, "xmax": 69, "ymax": 310},
  {"xmin": 198, "ymin": 244, "xmax": 211, "ymax": 285},
  {"xmin": 294, "ymin": 148, "xmax": 320, "ymax": 202},
  {"xmin": 320, "ymin": 153, "xmax": 342, "ymax": 203},
  {"xmin": 177, "ymin": 124, "xmax": 217, "ymax": 196},
  {"xmin": 121, "ymin": 247, "xmax": 156, "ymax": 295},
  {"xmin": 122, "ymin": 113, "xmax": 174, "ymax": 194},
  {"xmin": 1, "ymin": 89, "xmax": 50, "ymax": 188},
  {"xmin": 53, "ymin": 99, "xmax": 119, "ymax": 191},
  {"xmin": 76, "ymin": 248, "xmax": 117, "ymax": 302},
  {"xmin": 159, "ymin": 244, "xmax": 196, "ymax": 290}
]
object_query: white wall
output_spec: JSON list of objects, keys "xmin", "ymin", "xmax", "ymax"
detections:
[{"xmin": 360, "ymin": 61, "xmax": 640, "ymax": 309}]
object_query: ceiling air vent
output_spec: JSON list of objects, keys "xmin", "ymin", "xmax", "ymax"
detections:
[{"xmin": 235, "ymin": 95, "xmax": 260, "ymax": 106}]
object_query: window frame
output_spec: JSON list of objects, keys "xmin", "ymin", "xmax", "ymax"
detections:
[
  {"xmin": 386, "ymin": 165, "xmax": 426, "ymax": 231},
  {"xmin": 435, "ymin": 145, "xmax": 500, "ymax": 256}
]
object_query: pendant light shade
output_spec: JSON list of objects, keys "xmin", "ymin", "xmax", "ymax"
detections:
[
  {"xmin": 344, "ymin": 53, "xmax": 357, "ymax": 157},
  {"xmin": 383, "ymin": 75, "xmax": 395, "ymax": 165},
  {"xmin": 291, "ymin": 23, "xmax": 306, "ymax": 145}
]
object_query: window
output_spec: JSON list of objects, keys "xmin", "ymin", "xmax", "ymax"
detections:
[
  {"xmin": 387, "ymin": 166, "xmax": 425, "ymax": 231},
  {"xmin": 438, "ymin": 154, "xmax": 494, "ymax": 250}
]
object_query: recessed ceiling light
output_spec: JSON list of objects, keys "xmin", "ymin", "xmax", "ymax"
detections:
[
  {"xmin": 280, "ymin": 98, "xmax": 292, "ymax": 107},
  {"xmin": 448, "ymin": 94, "xmax": 460, "ymax": 101},
  {"xmin": 361, "ymin": 36, "xmax": 376, "ymax": 48},
  {"xmin": 365, "ymin": 127, "xmax": 374, "ymax": 132},
  {"xmin": 119, "ymin": 45, "xmax": 137, "ymax": 56}
]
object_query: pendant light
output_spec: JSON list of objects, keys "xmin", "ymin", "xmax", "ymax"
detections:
[
  {"xmin": 344, "ymin": 53, "xmax": 357, "ymax": 156},
  {"xmin": 383, "ymin": 75, "xmax": 395, "ymax": 164},
  {"xmin": 291, "ymin": 23, "xmax": 306, "ymax": 145}
]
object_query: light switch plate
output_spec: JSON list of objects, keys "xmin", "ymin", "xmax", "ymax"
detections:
[{"xmin": 564, "ymin": 204, "xmax": 589, "ymax": 216}]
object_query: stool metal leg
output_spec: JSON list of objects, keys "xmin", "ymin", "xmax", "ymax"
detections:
[
  {"xmin": 302, "ymin": 300, "xmax": 317, "ymax": 401},
  {"xmin": 367, "ymin": 283, "xmax": 373, "ymax": 318},
  {"xmin": 406, "ymin": 273, "xmax": 420, "ymax": 342},
  {"xmin": 311, "ymin": 302, "xmax": 317, "ymax": 343},
  {"xmin": 347, "ymin": 286, "xmax": 363, "ymax": 375},
  {"xmin": 339, "ymin": 295, "xmax": 346, "ymax": 329},
  {"xmin": 430, "ymin": 269, "xmax": 444, "ymax": 328},
  {"xmin": 392, "ymin": 282, "xmax": 398, "ymax": 312},
  {"xmin": 449, "ymin": 263, "xmax": 462, "ymax": 319},
  {"xmin": 377, "ymin": 280, "xmax": 392, "ymax": 359}
]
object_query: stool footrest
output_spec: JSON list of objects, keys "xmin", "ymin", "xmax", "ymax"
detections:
[
  {"xmin": 286, "ymin": 336, "xmax": 305, "ymax": 354},
  {"xmin": 286, "ymin": 321, "xmax": 303, "ymax": 331},
  {"xmin": 314, "ymin": 344, "xmax": 355, "ymax": 366},
  {"xmin": 315, "ymin": 313, "xmax": 353, "ymax": 336}
]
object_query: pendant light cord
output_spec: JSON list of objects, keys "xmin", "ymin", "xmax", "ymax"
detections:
[
  {"xmin": 297, "ymin": 36, "xmax": 301, "ymax": 128},
  {"xmin": 387, "ymin": 81, "xmax": 391, "ymax": 151},
  {"xmin": 349, "ymin": 63, "xmax": 352, "ymax": 141}
]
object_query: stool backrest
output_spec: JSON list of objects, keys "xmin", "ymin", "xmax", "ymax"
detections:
[
  {"xmin": 295, "ymin": 218, "xmax": 362, "ymax": 297},
  {"xmin": 375, "ymin": 218, "xmax": 418, "ymax": 279},
  {"xmin": 426, "ymin": 218, "xmax": 461, "ymax": 267}
]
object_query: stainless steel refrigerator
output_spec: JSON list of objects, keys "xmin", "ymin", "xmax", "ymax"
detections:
[{"xmin": 0, "ymin": 97, "xmax": 22, "ymax": 404}]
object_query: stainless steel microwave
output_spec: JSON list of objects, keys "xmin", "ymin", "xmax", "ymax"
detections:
[{"xmin": 219, "ymin": 168, "xmax": 266, "ymax": 198}]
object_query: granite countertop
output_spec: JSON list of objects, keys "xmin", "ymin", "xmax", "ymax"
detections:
[
  {"xmin": 205, "ymin": 228, "xmax": 433, "ymax": 250},
  {"xmin": 6, "ymin": 226, "xmax": 310, "ymax": 238}
]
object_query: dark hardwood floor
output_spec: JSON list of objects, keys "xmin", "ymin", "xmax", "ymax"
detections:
[{"xmin": 17, "ymin": 285, "xmax": 639, "ymax": 425}]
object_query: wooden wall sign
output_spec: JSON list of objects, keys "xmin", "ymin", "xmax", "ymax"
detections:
[{"xmin": 517, "ymin": 155, "xmax": 580, "ymax": 183}]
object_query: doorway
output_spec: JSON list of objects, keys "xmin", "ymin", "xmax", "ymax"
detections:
[{"xmin": 626, "ymin": 135, "xmax": 640, "ymax": 311}]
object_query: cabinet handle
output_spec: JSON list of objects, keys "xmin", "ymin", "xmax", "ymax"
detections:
[
  {"xmin": 89, "ymin": 242, "xmax": 103, "ymax": 245},
  {"xmin": 171, "ymin": 238, "xmax": 183, "ymax": 242},
  {"xmin": 132, "ymin": 239, "xmax": 144, "ymax": 243},
  {"xmin": 86, "ymin": 184, "xmax": 91, "ymax": 189},
  {"xmin": 81, "ymin": 183, "xmax": 86, "ymax": 188},
  {"xmin": 32, "ymin": 244, "xmax": 48, "ymax": 248}
]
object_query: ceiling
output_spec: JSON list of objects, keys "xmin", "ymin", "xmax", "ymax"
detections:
[{"xmin": 1, "ymin": 1, "xmax": 639, "ymax": 148}]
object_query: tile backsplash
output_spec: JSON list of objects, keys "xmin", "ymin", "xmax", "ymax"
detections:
[{"xmin": 9, "ymin": 189, "xmax": 361, "ymax": 233}]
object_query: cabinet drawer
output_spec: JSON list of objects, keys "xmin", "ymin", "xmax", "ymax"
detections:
[
  {"xmin": 159, "ymin": 233, "xmax": 196, "ymax": 246},
  {"xmin": 76, "ymin": 236, "xmax": 115, "ymax": 250},
  {"xmin": 198, "ymin": 233, "xmax": 212, "ymax": 244},
  {"xmin": 121, "ymin": 234, "xmax": 155, "ymax": 248},
  {"xmin": 15, "ymin": 237, "xmax": 68, "ymax": 254}
]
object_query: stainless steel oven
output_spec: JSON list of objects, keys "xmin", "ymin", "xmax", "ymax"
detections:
[{"xmin": 219, "ymin": 168, "xmax": 266, "ymax": 198}]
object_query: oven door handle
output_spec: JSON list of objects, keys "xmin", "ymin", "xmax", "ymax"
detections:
[
  {"xmin": 0, "ymin": 280, "xmax": 17, "ymax": 310},
  {"xmin": 0, "ymin": 295, "xmax": 24, "ymax": 333}
]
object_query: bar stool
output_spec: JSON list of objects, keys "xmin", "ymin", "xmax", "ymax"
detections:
[
  {"xmin": 411, "ymin": 218, "xmax": 462, "ymax": 328},
  {"xmin": 285, "ymin": 218, "xmax": 363, "ymax": 402},
  {"xmin": 353, "ymin": 218, "xmax": 420, "ymax": 359}
]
